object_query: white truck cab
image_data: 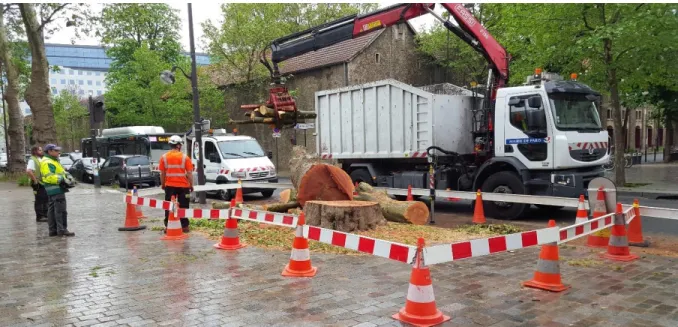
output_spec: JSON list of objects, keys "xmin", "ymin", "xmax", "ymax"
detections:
[{"xmin": 184, "ymin": 126, "xmax": 277, "ymax": 200}]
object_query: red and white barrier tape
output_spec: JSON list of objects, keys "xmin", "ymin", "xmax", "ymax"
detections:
[
  {"xmin": 422, "ymin": 226, "xmax": 560, "ymax": 266},
  {"xmin": 558, "ymin": 212, "xmax": 615, "ymax": 244},
  {"xmin": 231, "ymin": 208, "xmax": 298, "ymax": 228},
  {"xmin": 124, "ymin": 195, "xmax": 173, "ymax": 211},
  {"xmin": 303, "ymin": 225, "xmax": 417, "ymax": 263},
  {"xmin": 176, "ymin": 208, "xmax": 230, "ymax": 220}
]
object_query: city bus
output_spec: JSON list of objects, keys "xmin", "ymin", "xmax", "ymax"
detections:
[{"xmin": 81, "ymin": 126, "xmax": 178, "ymax": 170}]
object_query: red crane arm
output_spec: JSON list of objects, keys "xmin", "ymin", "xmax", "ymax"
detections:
[{"xmin": 266, "ymin": 3, "xmax": 509, "ymax": 88}]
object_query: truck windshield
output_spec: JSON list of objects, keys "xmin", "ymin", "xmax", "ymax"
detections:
[
  {"xmin": 218, "ymin": 140, "xmax": 265, "ymax": 159},
  {"xmin": 548, "ymin": 93, "xmax": 602, "ymax": 131}
]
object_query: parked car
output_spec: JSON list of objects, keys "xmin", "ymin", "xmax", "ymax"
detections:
[
  {"xmin": 0, "ymin": 153, "xmax": 7, "ymax": 171},
  {"xmin": 68, "ymin": 157, "xmax": 98, "ymax": 183},
  {"xmin": 98, "ymin": 155, "xmax": 156, "ymax": 188},
  {"xmin": 59, "ymin": 156, "xmax": 74, "ymax": 170}
]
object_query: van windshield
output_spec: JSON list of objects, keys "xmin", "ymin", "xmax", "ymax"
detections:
[{"xmin": 218, "ymin": 140, "xmax": 265, "ymax": 159}]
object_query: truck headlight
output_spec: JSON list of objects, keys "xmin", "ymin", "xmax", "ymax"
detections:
[
  {"xmin": 269, "ymin": 167, "xmax": 276, "ymax": 176},
  {"xmin": 231, "ymin": 171, "xmax": 246, "ymax": 179},
  {"xmin": 552, "ymin": 174, "xmax": 575, "ymax": 187}
]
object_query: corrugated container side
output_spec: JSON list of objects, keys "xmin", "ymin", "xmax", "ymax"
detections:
[{"xmin": 316, "ymin": 80, "xmax": 435, "ymax": 159}]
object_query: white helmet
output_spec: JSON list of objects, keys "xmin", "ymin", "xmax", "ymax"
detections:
[{"xmin": 168, "ymin": 135, "xmax": 183, "ymax": 145}]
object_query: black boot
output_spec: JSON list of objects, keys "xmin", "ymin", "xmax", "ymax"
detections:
[{"xmin": 58, "ymin": 230, "xmax": 75, "ymax": 237}]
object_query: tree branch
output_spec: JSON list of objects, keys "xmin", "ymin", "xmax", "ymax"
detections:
[
  {"xmin": 38, "ymin": 3, "xmax": 69, "ymax": 31},
  {"xmin": 614, "ymin": 46, "xmax": 635, "ymax": 62},
  {"xmin": 582, "ymin": 6, "xmax": 595, "ymax": 31}
]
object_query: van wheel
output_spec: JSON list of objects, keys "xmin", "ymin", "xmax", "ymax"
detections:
[
  {"xmin": 481, "ymin": 171, "xmax": 527, "ymax": 220},
  {"xmin": 536, "ymin": 205, "xmax": 563, "ymax": 211},
  {"xmin": 218, "ymin": 189, "xmax": 232, "ymax": 201},
  {"xmin": 261, "ymin": 190, "xmax": 274, "ymax": 198}
]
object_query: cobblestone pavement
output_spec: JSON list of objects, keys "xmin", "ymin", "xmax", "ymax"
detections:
[{"xmin": 1, "ymin": 182, "xmax": 678, "ymax": 327}]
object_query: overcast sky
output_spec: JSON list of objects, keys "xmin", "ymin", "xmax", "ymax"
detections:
[{"xmin": 45, "ymin": 2, "xmax": 443, "ymax": 53}]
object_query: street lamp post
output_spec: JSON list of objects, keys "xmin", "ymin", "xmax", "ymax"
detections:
[{"xmin": 160, "ymin": 3, "xmax": 206, "ymax": 204}]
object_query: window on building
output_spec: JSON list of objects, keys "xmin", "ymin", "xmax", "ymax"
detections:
[
  {"xmin": 636, "ymin": 110, "xmax": 641, "ymax": 120},
  {"xmin": 96, "ymin": 81, "xmax": 101, "ymax": 86},
  {"xmin": 78, "ymin": 80, "xmax": 84, "ymax": 85},
  {"xmin": 78, "ymin": 70, "xmax": 83, "ymax": 75},
  {"xmin": 375, "ymin": 53, "xmax": 381, "ymax": 64},
  {"xmin": 95, "ymin": 72, "xmax": 101, "ymax": 76},
  {"xmin": 97, "ymin": 90, "xmax": 102, "ymax": 96},
  {"xmin": 60, "ymin": 79, "xmax": 66, "ymax": 85},
  {"xmin": 51, "ymin": 87, "xmax": 57, "ymax": 95},
  {"xmin": 87, "ymin": 80, "xmax": 93, "ymax": 86},
  {"xmin": 69, "ymin": 80, "xmax": 75, "ymax": 85},
  {"xmin": 87, "ymin": 71, "xmax": 92, "ymax": 76},
  {"xmin": 607, "ymin": 109, "xmax": 611, "ymax": 119},
  {"xmin": 50, "ymin": 78, "xmax": 56, "ymax": 84},
  {"xmin": 69, "ymin": 70, "xmax": 74, "ymax": 75}
]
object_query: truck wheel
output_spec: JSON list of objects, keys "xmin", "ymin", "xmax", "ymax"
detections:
[
  {"xmin": 261, "ymin": 190, "xmax": 274, "ymax": 198},
  {"xmin": 350, "ymin": 169, "xmax": 373, "ymax": 186},
  {"xmin": 218, "ymin": 189, "xmax": 232, "ymax": 201},
  {"xmin": 481, "ymin": 171, "xmax": 527, "ymax": 220}
]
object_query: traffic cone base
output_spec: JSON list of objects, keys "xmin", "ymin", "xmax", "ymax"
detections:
[
  {"xmin": 119, "ymin": 195, "xmax": 147, "ymax": 231},
  {"xmin": 161, "ymin": 203, "xmax": 188, "ymax": 240},
  {"xmin": 601, "ymin": 203, "xmax": 638, "ymax": 262},
  {"xmin": 392, "ymin": 308, "xmax": 450, "ymax": 327},
  {"xmin": 523, "ymin": 273, "xmax": 570, "ymax": 292},
  {"xmin": 282, "ymin": 263, "xmax": 317, "ymax": 277},
  {"xmin": 601, "ymin": 252, "xmax": 639, "ymax": 262},
  {"xmin": 214, "ymin": 209, "xmax": 246, "ymax": 250},
  {"xmin": 214, "ymin": 241, "xmax": 246, "ymax": 251}
]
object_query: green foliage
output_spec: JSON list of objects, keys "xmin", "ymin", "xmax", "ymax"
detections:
[
  {"xmin": 53, "ymin": 90, "xmax": 88, "ymax": 151},
  {"xmin": 16, "ymin": 174, "xmax": 30, "ymax": 186},
  {"xmin": 98, "ymin": 4, "xmax": 183, "ymax": 80},
  {"xmin": 202, "ymin": 3, "xmax": 377, "ymax": 83},
  {"xmin": 104, "ymin": 44, "xmax": 226, "ymax": 132}
]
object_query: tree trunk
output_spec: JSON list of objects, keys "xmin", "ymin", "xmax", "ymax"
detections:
[
  {"xmin": 279, "ymin": 188, "xmax": 297, "ymax": 204},
  {"xmin": 20, "ymin": 4, "xmax": 57, "ymax": 146},
  {"xmin": 604, "ymin": 37, "xmax": 626, "ymax": 186},
  {"xmin": 304, "ymin": 200, "xmax": 386, "ymax": 232},
  {"xmin": 354, "ymin": 182, "xmax": 429, "ymax": 225},
  {"xmin": 0, "ymin": 12, "xmax": 27, "ymax": 173},
  {"xmin": 289, "ymin": 146, "xmax": 353, "ymax": 206},
  {"xmin": 664, "ymin": 118, "xmax": 673, "ymax": 163},
  {"xmin": 265, "ymin": 201, "xmax": 300, "ymax": 213}
]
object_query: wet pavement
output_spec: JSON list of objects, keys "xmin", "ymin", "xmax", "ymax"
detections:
[{"xmin": 1, "ymin": 182, "xmax": 678, "ymax": 327}]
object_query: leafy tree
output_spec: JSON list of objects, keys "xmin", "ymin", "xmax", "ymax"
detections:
[
  {"xmin": 104, "ymin": 44, "xmax": 225, "ymax": 132},
  {"xmin": 52, "ymin": 89, "xmax": 88, "ymax": 151},
  {"xmin": 202, "ymin": 3, "xmax": 377, "ymax": 83},
  {"xmin": 98, "ymin": 3, "xmax": 182, "ymax": 81}
]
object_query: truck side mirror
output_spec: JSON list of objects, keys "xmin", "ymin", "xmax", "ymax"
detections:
[
  {"xmin": 528, "ymin": 96, "xmax": 542, "ymax": 109},
  {"xmin": 267, "ymin": 151, "xmax": 273, "ymax": 159},
  {"xmin": 508, "ymin": 98, "xmax": 522, "ymax": 106}
]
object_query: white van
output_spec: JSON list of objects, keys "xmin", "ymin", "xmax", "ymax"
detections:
[{"xmin": 184, "ymin": 128, "xmax": 277, "ymax": 200}]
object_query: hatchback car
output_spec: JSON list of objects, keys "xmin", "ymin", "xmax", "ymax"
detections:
[
  {"xmin": 98, "ymin": 155, "xmax": 157, "ymax": 188},
  {"xmin": 68, "ymin": 157, "xmax": 99, "ymax": 183}
]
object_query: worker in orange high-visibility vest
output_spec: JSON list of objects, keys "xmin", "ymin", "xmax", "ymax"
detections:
[{"xmin": 158, "ymin": 135, "xmax": 194, "ymax": 233}]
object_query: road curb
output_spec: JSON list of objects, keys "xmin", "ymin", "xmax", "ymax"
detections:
[{"xmin": 617, "ymin": 190, "xmax": 678, "ymax": 199}]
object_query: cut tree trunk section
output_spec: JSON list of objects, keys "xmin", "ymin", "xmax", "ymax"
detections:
[
  {"xmin": 289, "ymin": 146, "xmax": 353, "ymax": 206},
  {"xmin": 304, "ymin": 200, "xmax": 386, "ymax": 232},
  {"xmin": 354, "ymin": 182, "xmax": 429, "ymax": 225}
]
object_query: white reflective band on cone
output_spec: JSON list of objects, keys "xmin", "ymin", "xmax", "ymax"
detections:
[
  {"xmin": 290, "ymin": 248, "xmax": 310, "ymax": 261},
  {"xmin": 167, "ymin": 220, "xmax": 182, "ymax": 229},
  {"xmin": 406, "ymin": 284, "xmax": 436, "ymax": 303},
  {"xmin": 295, "ymin": 226, "xmax": 303, "ymax": 237}
]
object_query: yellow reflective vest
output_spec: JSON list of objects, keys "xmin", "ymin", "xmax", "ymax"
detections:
[{"xmin": 40, "ymin": 155, "xmax": 66, "ymax": 196}]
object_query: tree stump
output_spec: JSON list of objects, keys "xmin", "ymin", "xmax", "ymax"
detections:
[
  {"xmin": 289, "ymin": 146, "xmax": 354, "ymax": 206},
  {"xmin": 354, "ymin": 182, "xmax": 429, "ymax": 225},
  {"xmin": 304, "ymin": 200, "xmax": 386, "ymax": 232}
]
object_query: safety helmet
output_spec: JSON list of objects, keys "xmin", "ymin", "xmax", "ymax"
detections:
[{"xmin": 168, "ymin": 135, "xmax": 183, "ymax": 145}]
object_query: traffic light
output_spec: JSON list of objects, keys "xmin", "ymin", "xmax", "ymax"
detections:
[{"xmin": 90, "ymin": 96, "xmax": 105, "ymax": 123}]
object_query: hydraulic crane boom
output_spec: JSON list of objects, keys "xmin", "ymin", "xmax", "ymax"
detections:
[{"xmin": 262, "ymin": 3, "xmax": 509, "ymax": 95}]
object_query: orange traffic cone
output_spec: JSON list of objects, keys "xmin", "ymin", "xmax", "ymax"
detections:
[
  {"xmin": 133, "ymin": 186, "xmax": 146, "ymax": 219},
  {"xmin": 522, "ymin": 220, "xmax": 569, "ymax": 292},
  {"xmin": 214, "ymin": 199, "xmax": 246, "ymax": 250},
  {"xmin": 282, "ymin": 212, "xmax": 317, "ymax": 277},
  {"xmin": 406, "ymin": 185, "xmax": 414, "ymax": 201},
  {"xmin": 119, "ymin": 191, "xmax": 147, "ymax": 231},
  {"xmin": 472, "ymin": 189, "xmax": 486, "ymax": 224},
  {"xmin": 628, "ymin": 199, "xmax": 649, "ymax": 247},
  {"xmin": 161, "ymin": 196, "xmax": 188, "ymax": 240},
  {"xmin": 392, "ymin": 238, "xmax": 450, "ymax": 327},
  {"xmin": 575, "ymin": 194, "xmax": 588, "ymax": 225},
  {"xmin": 234, "ymin": 179, "xmax": 244, "ymax": 206},
  {"xmin": 587, "ymin": 187, "xmax": 609, "ymax": 248},
  {"xmin": 602, "ymin": 203, "xmax": 639, "ymax": 262}
]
